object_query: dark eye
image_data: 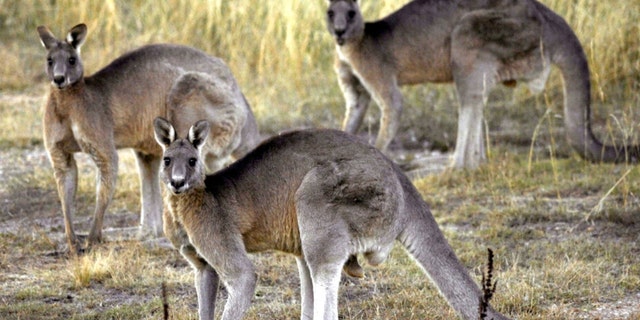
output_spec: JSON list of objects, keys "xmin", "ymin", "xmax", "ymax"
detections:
[
  {"xmin": 348, "ymin": 10, "xmax": 356, "ymax": 20},
  {"xmin": 68, "ymin": 57, "xmax": 76, "ymax": 65},
  {"xmin": 163, "ymin": 157, "xmax": 171, "ymax": 166},
  {"xmin": 188, "ymin": 158, "xmax": 197, "ymax": 167},
  {"xmin": 47, "ymin": 57, "xmax": 53, "ymax": 66},
  {"xmin": 327, "ymin": 10, "xmax": 334, "ymax": 19}
]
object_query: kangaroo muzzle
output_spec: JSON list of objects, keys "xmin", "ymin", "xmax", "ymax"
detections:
[{"xmin": 168, "ymin": 166, "xmax": 188, "ymax": 194}]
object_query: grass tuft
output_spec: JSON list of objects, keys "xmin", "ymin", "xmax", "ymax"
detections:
[{"xmin": 68, "ymin": 248, "xmax": 115, "ymax": 288}]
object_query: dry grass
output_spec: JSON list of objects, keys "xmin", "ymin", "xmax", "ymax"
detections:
[
  {"xmin": 1, "ymin": 148, "xmax": 639, "ymax": 319},
  {"xmin": 1, "ymin": 0, "xmax": 640, "ymax": 319},
  {"xmin": 2, "ymin": 0, "xmax": 639, "ymax": 138}
]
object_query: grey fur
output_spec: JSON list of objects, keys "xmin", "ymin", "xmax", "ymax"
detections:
[
  {"xmin": 155, "ymin": 118, "xmax": 510, "ymax": 320},
  {"xmin": 326, "ymin": 0, "xmax": 639, "ymax": 169}
]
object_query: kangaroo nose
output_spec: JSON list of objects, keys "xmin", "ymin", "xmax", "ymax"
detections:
[
  {"xmin": 334, "ymin": 29, "xmax": 345, "ymax": 37},
  {"xmin": 53, "ymin": 75, "xmax": 65, "ymax": 85},
  {"xmin": 171, "ymin": 178, "xmax": 185, "ymax": 190}
]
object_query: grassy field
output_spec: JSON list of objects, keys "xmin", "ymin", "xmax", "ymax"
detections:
[{"xmin": 1, "ymin": 0, "xmax": 640, "ymax": 319}]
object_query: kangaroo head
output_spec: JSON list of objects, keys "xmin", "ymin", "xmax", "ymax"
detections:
[
  {"xmin": 36, "ymin": 23, "xmax": 87, "ymax": 89},
  {"xmin": 154, "ymin": 117, "xmax": 210, "ymax": 195},
  {"xmin": 326, "ymin": 0, "xmax": 364, "ymax": 46}
]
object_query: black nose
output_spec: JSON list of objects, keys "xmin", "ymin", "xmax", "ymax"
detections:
[
  {"xmin": 53, "ymin": 75, "xmax": 65, "ymax": 85},
  {"xmin": 171, "ymin": 179, "xmax": 185, "ymax": 190},
  {"xmin": 334, "ymin": 29, "xmax": 345, "ymax": 37}
]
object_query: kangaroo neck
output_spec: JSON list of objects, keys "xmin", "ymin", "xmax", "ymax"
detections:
[
  {"xmin": 49, "ymin": 79, "xmax": 89, "ymax": 113},
  {"xmin": 336, "ymin": 37, "xmax": 366, "ymax": 65},
  {"xmin": 166, "ymin": 186, "xmax": 206, "ymax": 223}
]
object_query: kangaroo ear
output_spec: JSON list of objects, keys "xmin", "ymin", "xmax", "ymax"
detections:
[
  {"xmin": 188, "ymin": 120, "xmax": 210, "ymax": 150},
  {"xmin": 154, "ymin": 117, "xmax": 176, "ymax": 149},
  {"xmin": 66, "ymin": 23, "xmax": 87, "ymax": 51},
  {"xmin": 37, "ymin": 25, "xmax": 58, "ymax": 50}
]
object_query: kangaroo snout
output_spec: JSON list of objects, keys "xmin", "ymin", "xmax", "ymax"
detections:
[
  {"xmin": 333, "ymin": 29, "xmax": 346, "ymax": 45},
  {"xmin": 53, "ymin": 75, "xmax": 66, "ymax": 87},
  {"xmin": 169, "ymin": 178, "xmax": 186, "ymax": 193}
]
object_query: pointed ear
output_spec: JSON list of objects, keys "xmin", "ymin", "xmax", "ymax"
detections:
[
  {"xmin": 66, "ymin": 23, "xmax": 87, "ymax": 51},
  {"xmin": 188, "ymin": 120, "xmax": 210, "ymax": 150},
  {"xmin": 154, "ymin": 117, "xmax": 176, "ymax": 150},
  {"xmin": 37, "ymin": 25, "xmax": 58, "ymax": 50}
]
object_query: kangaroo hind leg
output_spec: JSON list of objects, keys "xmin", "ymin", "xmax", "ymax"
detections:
[
  {"xmin": 296, "ymin": 257, "xmax": 314, "ymax": 320},
  {"xmin": 86, "ymin": 146, "xmax": 118, "ymax": 246},
  {"xmin": 296, "ymin": 197, "xmax": 350, "ymax": 319},
  {"xmin": 450, "ymin": 7, "xmax": 543, "ymax": 169},
  {"xmin": 299, "ymin": 236, "xmax": 346, "ymax": 320},
  {"xmin": 135, "ymin": 151, "xmax": 163, "ymax": 238}
]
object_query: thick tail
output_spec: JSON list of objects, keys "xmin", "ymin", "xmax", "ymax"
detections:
[
  {"xmin": 397, "ymin": 178, "xmax": 510, "ymax": 320},
  {"xmin": 548, "ymin": 11, "xmax": 640, "ymax": 163}
]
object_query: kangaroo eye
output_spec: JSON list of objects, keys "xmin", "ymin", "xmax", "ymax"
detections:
[
  {"xmin": 163, "ymin": 157, "xmax": 171, "ymax": 166},
  {"xmin": 188, "ymin": 158, "xmax": 197, "ymax": 167},
  {"xmin": 348, "ymin": 10, "xmax": 356, "ymax": 19},
  {"xmin": 47, "ymin": 57, "xmax": 53, "ymax": 66},
  {"xmin": 68, "ymin": 57, "xmax": 76, "ymax": 65},
  {"xmin": 327, "ymin": 10, "xmax": 334, "ymax": 19}
]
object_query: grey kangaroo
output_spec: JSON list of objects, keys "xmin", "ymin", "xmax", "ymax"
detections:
[
  {"xmin": 154, "ymin": 117, "xmax": 510, "ymax": 320},
  {"xmin": 37, "ymin": 23, "xmax": 259, "ymax": 253},
  {"xmin": 326, "ymin": 0, "xmax": 639, "ymax": 169}
]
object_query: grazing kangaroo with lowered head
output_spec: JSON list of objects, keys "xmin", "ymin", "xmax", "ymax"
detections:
[
  {"xmin": 326, "ymin": 0, "xmax": 640, "ymax": 169},
  {"xmin": 154, "ymin": 117, "xmax": 511, "ymax": 320},
  {"xmin": 37, "ymin": 23, "xmax": 259, "ymax": 253}
]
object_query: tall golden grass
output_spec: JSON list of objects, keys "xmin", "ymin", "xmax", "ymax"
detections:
[{"xmin": 1, "ymin": 0, "xmax": 638, "ymax": 136}]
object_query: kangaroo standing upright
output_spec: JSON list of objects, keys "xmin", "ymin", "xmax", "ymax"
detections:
[
  {"xmin": 154, "ymin": 117, "xmax": 511, "ymax": 320},
  {"xmin": 37, "ymin": 23, "xmax": 259, "ymax": 253},
  {"xmin": 326, "ymin": 0, "xmax": 639, "ymax": 169}
]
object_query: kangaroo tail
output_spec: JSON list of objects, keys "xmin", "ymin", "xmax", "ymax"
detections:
[
  {"xmin": 396, "ymin": 176, "xmax": 510, "ymax": 320},
  {"xmin": 547, "ymin": 9, "xmax": 640, "ymax": 163}
]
